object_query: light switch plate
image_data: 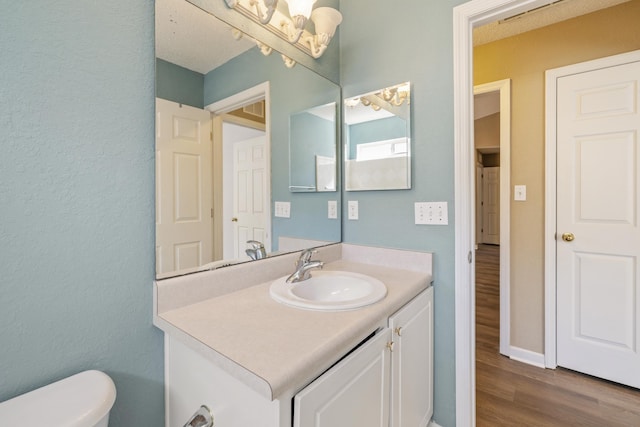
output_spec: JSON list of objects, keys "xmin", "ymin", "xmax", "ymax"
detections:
[
  {"xmin": 275, "ymin": 201, "xmax": 291, "ymax": 218},
  {"xmin": 348, "ymin": 200, "xmax": 359, "ymax": 220},
  {"xmin": 328, "ymin": 200, "xmax": 338, "ymax": 219},
  {"xmin": 415, "ymin": 202, "xmax": 448, "ymax": 225},
  {"xmin": 514, "ymin": 185, "xmax": 526, "ymax": 201}
]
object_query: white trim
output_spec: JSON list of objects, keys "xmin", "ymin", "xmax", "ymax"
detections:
[
  {"xmin": 474, "ymin": 79, "xmax": 511, "ymax": 358},
  {"xmin": 509, "ymin": 346, "xmax": 546, "ymax": 369},
  {"xmin": 205, "ymin": 82, "xmax": 270, "ymax": 114},
  {"xmin": 164, "ymin": 334, "xmax": 171, "ymax": 427},
  {"xmin": 454, "ymin": 1, "xmax": 553, "ymax": 425},
  {"xmin": 543, "ymin": 64, "xmax": 558, "ymax": 369},
  {"xmin": 544, "ymin": 49, "xmax": 640, "ymax": 369},
  {"xmin": 428, "ymin": 420, "xmax": 444, "ymax": 427},
  {"xmin": 204, "ymin": 82, "xmax": 273, "ymax": 254}
]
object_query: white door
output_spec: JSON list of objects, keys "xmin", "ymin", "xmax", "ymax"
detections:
[
  {"xmin": 556, "ymin": 57, "xmax": 640, "ymax": 388},
  {"xmin": 294, "ymin": 329, "xmax": 392, "ymax": 427},
  {"xmin": 233, "ymin": 136, "xmax": 268, "ymax": 259},
  {"xmin": 156, "ymin": 98, "xmax": 213, "ymax": 275},
  {"xmin": 482, "ymin": 166, "xmax": 500, "ymax": 245}
]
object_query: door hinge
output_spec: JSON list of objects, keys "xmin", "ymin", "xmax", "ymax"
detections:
[
  {"xmin": 468, "ymin": 251, "xmax": 473, "ymax": 264},
  {"xmin": 211, "ymin": 208, "xmax": 214, "ymax": 218},
  {"xmin": 210, "ymin": 131, "xmax": 213, "ymax": 141}
]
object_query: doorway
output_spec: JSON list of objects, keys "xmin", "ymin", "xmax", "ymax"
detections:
[
  {"xmin": 473, "ymin": 80, "xmax": 511, "ymax": 358},
  {"xmin": 455, "ymin": 1, "xmax": 640, "ymax": 424},
  {"xmin": 206, "ymin": 82, "xmax": 271, "ymax": 262}
]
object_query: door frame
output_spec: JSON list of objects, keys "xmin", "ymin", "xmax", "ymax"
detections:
[
  {"xmin": 474, "ymin": 80, "xmax": 511, "ymax": 357},
  {"xmin": 205, "ymin": 82, "xmax": 272, "ymax": 258},
  {"xmin": 453, "ymin": 0, "xmax": 551, "ymax": 425},
  {"xmin": 543, "ymin": 49, "xmax": 640, "ymax": 369}
]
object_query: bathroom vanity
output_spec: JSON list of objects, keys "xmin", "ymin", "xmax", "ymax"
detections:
[{"xmin": 154, "ymin": 244, "xmax": 433, "ymax": 427}]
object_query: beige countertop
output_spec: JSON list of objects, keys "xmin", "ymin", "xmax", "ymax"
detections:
[{"xmin": 157, "ymin": 259, "xmax": 431, "ymax": 400}]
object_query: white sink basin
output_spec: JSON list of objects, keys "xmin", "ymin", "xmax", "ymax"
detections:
[{"xmin": 269, "ymin": 270, "xmax": 387, "ymax": 311}]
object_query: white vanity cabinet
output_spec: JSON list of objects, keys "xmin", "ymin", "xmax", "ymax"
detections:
[
  {"xmin": 164, "ymin": 286, "xmax": 433, "ymax": 427},
  {"xmin": 389, "ymin": 287, "xmax": 434, "ymax": 427},
  {"xmin": 294, "ymin": 287, "xmax": 433, "ymax": 427},
  {"xmin": 294, "ymin": 328, "xmax": 392, "ymax": 427}
]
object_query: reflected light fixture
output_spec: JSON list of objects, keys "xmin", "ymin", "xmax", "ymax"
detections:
[
  {"xmin": 224, "ymin": 0, "xmax": 341, "ymax": 59},
  {"xmin": 346, "ymin": 82, "xmax": 411, "ymax": 112}
]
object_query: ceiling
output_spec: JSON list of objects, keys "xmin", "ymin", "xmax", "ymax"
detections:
[
  {"xmin": 156, "ymin": 0, "xmax": 633, "ymax": 87},
  {"xmin": 474, "ymin": 0, "xmax": 632, "ymax": 46},
  {"xmin": 155, "ymin": 0, "xmax": 254, "ymax": 74},
  {"xmin": 474, "ymin": 0, "xmax": 633, "ymax": 119}
]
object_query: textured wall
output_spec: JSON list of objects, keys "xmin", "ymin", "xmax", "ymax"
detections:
[
  {"xmin": 156, "ymin": 58, "xmax": 205, "ymax": 109},
  {"xmin": 0, "ymin": 2, "xmax": 164, "ymax": 426},
  {"xmin": 339, "ymin": 1, "xmax": 467, "ymax": 425}
]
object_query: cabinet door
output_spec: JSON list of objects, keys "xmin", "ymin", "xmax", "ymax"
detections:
[
  {"xmin": 294, "ymin": 328, "xmax": 392, "ymax": 427},
  {"xmin": 389, "ymin": 287, "xmax": 434, "ymax": 427}
]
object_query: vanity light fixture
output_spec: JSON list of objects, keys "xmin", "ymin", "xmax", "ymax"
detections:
[
  {"xmin": 231, "ymin": 27, "xmax": 298, "ymax": 68},
  {"xmin": 346, "ymin": 82, "xmax": 411, "ymax": 111},
  {"xmin": 224, "ymin": 0, "xmax": 341, "ymax": 59}
]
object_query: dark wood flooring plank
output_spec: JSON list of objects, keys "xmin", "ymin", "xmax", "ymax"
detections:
[{"xmin": 474, "ymin": 244, "xmax": 640, "ymax": 426}]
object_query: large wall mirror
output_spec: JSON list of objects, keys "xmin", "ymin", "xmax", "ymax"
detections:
[
  {"xmin": 344, "ymin": 82, "xmax": 411, "ymax": 191},
  {"xmin": 155, "ymin": 0, "xmax": 341, "ymax": 279}
]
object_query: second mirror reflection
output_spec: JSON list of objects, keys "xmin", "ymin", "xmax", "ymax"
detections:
[
  {"xmin": 289, "ymin": 102, "xmax": 338, "ymax": 193},
  {"xmin": 344, "ymin": 82, "xmax": 411, "ymax": 191}
]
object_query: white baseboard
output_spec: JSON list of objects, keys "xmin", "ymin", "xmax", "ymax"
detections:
[
  {"xmin": 429, "ymin": 420, "xmax": 443, "ymax": 427},
  {"xmin": 509, "ymin": 346, "xmax": 546, "ymax": 368}
]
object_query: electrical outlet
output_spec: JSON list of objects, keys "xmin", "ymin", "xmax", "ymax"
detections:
[
  {"xmin": 274, "ymin": 201, "xmax": 291, "ymax": 218},
  {"xmin": 348, "ymin": 200, "xmax": 359, "ymax": 220},
  {"xmin": 328, "ymin": 200, "xmax": 338, "ymax": 219},
  {"xmin": 415, "ymin": 202, "xmax": 448, "ymax": 225}
]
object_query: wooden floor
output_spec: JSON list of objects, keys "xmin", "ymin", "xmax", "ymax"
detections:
[{"xmin": 475, "ymin": 244, "xmax": 640, "ymax": 426}]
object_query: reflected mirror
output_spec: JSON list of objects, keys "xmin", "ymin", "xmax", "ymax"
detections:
[
  {"xmin": 344, "ymin": 82, "xmax": 411, "ymax": 191},
  {"xmin": 155, "ymin": 0, "xmax": 341, "ymax": 278},
  {"xmin": 289, "ymin": 102, "xmax": 337, "ymax": 192}
]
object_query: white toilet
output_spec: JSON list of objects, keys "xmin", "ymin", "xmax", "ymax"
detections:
[{"xmin": 0, "ymin": 370, "xmax": 116, "ymax": 426}]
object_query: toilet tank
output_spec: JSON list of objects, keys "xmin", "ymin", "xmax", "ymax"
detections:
[{"xmin": 0, "ymin": 370, "xmax": 116, "ymax": 427}]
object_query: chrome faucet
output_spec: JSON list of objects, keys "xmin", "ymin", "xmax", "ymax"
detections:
[
  {"xmin": 286, "ymin": 249, "xmax": 324, "ymax": 283},
  {"xmin": 245, "ymin": 240, "xmax": 266, "ymax": 261}
]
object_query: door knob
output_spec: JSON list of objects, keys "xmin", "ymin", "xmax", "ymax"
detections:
[
  {"xmin": 561, "ymin": 232, "xmax": 575, "ymax": 242},
  {"xmin": 231, "ymin": 217, "xmax": 238, "ymax": 222}
]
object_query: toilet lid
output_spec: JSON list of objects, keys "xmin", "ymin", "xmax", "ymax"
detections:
[{"xmin": 0, "ymin": 370, "xmax": 116, "ymax": 426}]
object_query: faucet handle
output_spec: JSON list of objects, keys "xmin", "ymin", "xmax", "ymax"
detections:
[
  {"xmin": 299, "ymin": 248, "xmax": 317, "ymax": 263},
  {"xmin": 246, "ymin": 240, "xmax": 264, "ymax": 249}
]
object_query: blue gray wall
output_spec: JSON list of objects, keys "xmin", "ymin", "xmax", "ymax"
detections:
[
  {"xmin": 0, "ymin": 2, "xmax": 164, "ymax": 426},
  {"xmin": 346, "ymin": 115, "xmax": 407, "ymax": 159},
  {"xmin": 2, "ymin": 1, "xmax": 467, "ymax": 426},
  {"xmin": 340, "ymin": 1, "xmax": 467, "ymax": 426},
  {"xmin": 156, "ymin": 58, "xmax": 205, "ymax": 109}
]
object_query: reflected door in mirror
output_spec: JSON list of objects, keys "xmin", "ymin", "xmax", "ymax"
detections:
[
  {"xmin": 232, "ymin": 135, "xmax": 268, "ymax": 258},
  {"xmin": 156, "ymin": 99, "xmax": 213, "ymax": 276}
]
